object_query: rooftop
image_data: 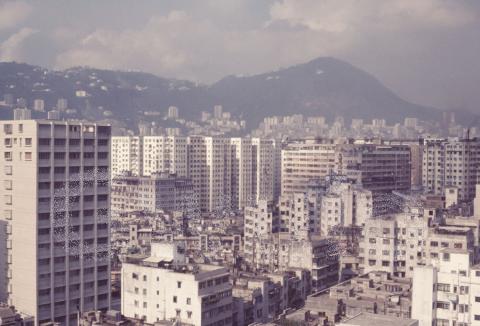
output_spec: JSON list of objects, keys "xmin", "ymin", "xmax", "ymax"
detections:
[{"xmin": 338, "ymin": 312, "xmax": 418, "ymax": 326}]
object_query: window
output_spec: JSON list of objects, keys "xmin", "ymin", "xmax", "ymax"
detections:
[
  {"xmin": 187, "ymin": 311, "xmax": 192, "ymax": 319},
  {"xmin": 443, "ymin": 253, "xmax": 450, "ymax": 261},
  {"xmin": 369, "ymin": 238, "xmax": 376, "ymax": 244},
  {"xmin": 436, "ymin": 283, "xmax": 450, "ymax": 292},
  {"xmin": 4, "ymin": 152, "xmax": 12, "ymax": 161},
  {"xmin": 435, "ymin": 301, "xmax": 449, "ymax": 309},
  {"xmin": 459, "ymin": 304, "xmax": 469, "ymax": 313},
  {"xmin": 25, "ymin": 152, "xmax": 32, "ymax": 161},
  {"xmin": 4, "ymin": 195, "xmax": 12, "ymax": 205},
  {"xmin": 4, "ymin": 166, "xmax": 12, "ymax": 175},
  {"xmin": 4, "ymin": 180, "xmax": 12, "ymax": 190},
  {"xmin": 475, "ymin": 296, "xmax": 480, "ymax": 302},
  {"xmin": 134, "ymin": 300, "xmax": 138, "ymax": 307},
  {"xmin": 173, "ymin": 296, "xmax": 177, "ymax": 303},
  {"xmin": 143, "ymin": 289, "xmax": 147, "ymax": 295},
  {"xmin": 475, "ymin": 315, "xmax": 480, "ymax": 321},
  {"xmin": 460, "ymin": 286, "xmax": 469, "ymax": 294},
  {"xmin": 186, "ymin": 298, "xmax": 191, "ymax": 305},
  {"xmin": 134, "ymin": 287, "xmax": 139, "ymax": 294},
  {"xmin": 143, "ymin": 302, "xmax": 147, "ymax": 308},
  {"xmin": 177, "ymin": 281, "xmax": 182, "ymax": 288},
  {"xmin": 143, "ymin": 275, "xmax": 147, "ymax": 281}
]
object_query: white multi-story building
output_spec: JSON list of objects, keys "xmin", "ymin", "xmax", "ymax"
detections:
[
  {"xmin": 279, "ymin": 190, "xmax": 322, "ymax": 239},
  {"xmin": 121, "ymin": 242, "xmax": 233, "ymax": 326},
  {"xmin": 412, "ymin": 250, "xmax": 480, "ymax": 326},
  {"xmin": 143, "ymin": 136, "xmax": 188, "ymax": 177},
  {"xmin": 111, "ymin": 173, "xmax": 195, "ymax": 217},
  {"xmin": 111, "ymin": 136, "xmax": 143, "ymax": 178},
  {"xmin": 251, "ymin": 138, "xmax": 276, "ymax": 204},
  {"xmin": 320, "ymin": 182, "xmax": 372, "ymax": 235},
  {"xmin": 0, "ymin": 120, "xmax": 111, "ymax": 325},
  {"xmin": 422, "ymin": 138, "xmax": 480, "ymax": 201},
  {"xmin": 359, "ymin": 209, "xmax": 429, "ymax": 278},
  {"xmin": 243, "ymin": 200, "xmax": 279, "ymax": 265},
  {"xmin": 281, "ymin": 139, "xmax": 337, "ymax": 196},
  {"xmin": 230, "ymin": 138, "xmax": 253, "ymax": 210},
  {"xmin": 33, "ymin": 99, "xmax": 45, "ymax": 112}
]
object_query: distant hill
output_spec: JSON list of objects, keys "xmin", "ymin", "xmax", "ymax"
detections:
[{"xmin": 0, "ymin": 57, "xmax": 473, "ymax": 130}]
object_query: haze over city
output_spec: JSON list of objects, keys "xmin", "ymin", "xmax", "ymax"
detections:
[
  {"xmin": 1, "ymin": 0, "xmax": 480, "ymax": 112},
  {"xmin": 1, "ymin": 1, "xmax": 480, "ymax": 326}
]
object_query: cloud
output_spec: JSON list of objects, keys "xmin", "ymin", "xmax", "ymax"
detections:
[
  {"xmin": 269, "ymin": 0, "xmax": 476, "ymax": 33},
  {"xmin": 0, "ymin": 1, "xmax": 32, "ymax": 31},
  {"xmin": 0, "ymin": 27, "xmax": 37, "ymax": 61}
]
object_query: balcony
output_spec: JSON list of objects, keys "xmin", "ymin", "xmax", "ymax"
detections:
[
  {"xmin": 54, "ymin": 173, "xmax": 66, "ymax": 182},
  {"xmin": 38, "ymin": 234, "xmax": 51, "ymax": 244},
  {"xmin": 38, "ymin": 189, "xmax": 51, "ymax": 198},
  {"xmin": 39, "ymin": 159, "xmax": 52, "ymax": 167},
  {"xmin": 97, "ymin": 229, "xmax": 109, "ymax": 237},
  {"xmin": 38, "ymin": 278, "xmax": 51, "ymax": 289},
  {"xmin": 38, "ymin": 248, "xmax": 51, "ymax": 259},
  {"xmin": 39, "ymin": 173, "xmax": 51, "ymax": 182},
  {"xmin": 54, "ymin": 292, "xmax": 66, "ymax": 302},
  {"xmin": 83, "ymin": 201, "xmax": 95, "ymax": 210},
  {"xmin": 54, "ymin": 159, "xmax": 66, "ymax": 167},
  {"xmin": 38, "ymin": 265, "xmax": 51, "ymax": 274}
]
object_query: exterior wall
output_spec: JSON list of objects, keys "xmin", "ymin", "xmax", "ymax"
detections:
[
  {"xmin": 121, "ymin": 263, "xmax": 232, "ymax": 326},
  {"xmin": 413, "ymin": 251, "xmax": 480, "ymax": 326},
  {"xmin": 111, "ymin": 136, "xmax": 142, "ymax": 178},
  {"xmin": 0, "ymin": 120, "xmax": 111, "ymax": 325},
  {"xmin": 110, "ymin": 174, "xmax": 195, "ymax": 217},
  {"xmin": 281, "ymin": 141, "xmax": 337, "ymax": 196},
  {"xmin": 422, "ymin": 138, "xmax": 480, "ymax": 201}
]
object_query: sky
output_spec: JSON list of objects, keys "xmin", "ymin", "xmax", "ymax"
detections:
[{"xmin": 0, "ymin": 0, "xmax": 479, "ymax": 112}]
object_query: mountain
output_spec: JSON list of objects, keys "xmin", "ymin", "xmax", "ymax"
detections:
[{"xmin": 0, "ymin": 57, "xmax": 469, "ymax": 130}]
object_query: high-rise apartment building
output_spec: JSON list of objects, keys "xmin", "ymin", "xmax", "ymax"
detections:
[
  {"xmin": 229, "ymin": 138, "xmax": 253, "ymax": 210},
  {"xmin": 111, "ymin": 136, "xmax": 143, "ymax": 178},
  {"xmin": 13, "ymin": 108, "xmax": 32, "ymax": 120},
  {"xmin": 33, "ymin": 99, "xmax": 45, "ymax": 112},
  {"xmin": 143, "ymin": 136, "xmax": 188, "ymax": 177},
  {"xmin": 111, "ymin": 173, "xmax": 195, "ymax": 217},
  {"xmin": 281, "ymin": 139, "xmax": 337, "ymax": 196},
  {"xmin": 251, "ymin": 138, "xmax": 277, "ymax": 204},
  {"xmin": 320, "ymin": 182, "xmax": 372, "ymax": 235},
  {"xmin": 422, "ymin": 138, "xmax": 480, "ymax": 201},
  {"xmin": 0, "ymin": 120, "xmax": 111, "ymax": 325}
]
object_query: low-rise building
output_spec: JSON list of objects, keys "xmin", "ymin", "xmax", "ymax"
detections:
[{"xmin": 121, "ymin": 242, "xmax": 233, "ymax": 326}]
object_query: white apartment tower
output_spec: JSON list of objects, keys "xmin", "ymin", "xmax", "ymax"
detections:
[
  {"xmin": 423, "ymin": 138, "xmax": 480, "ymax": 201},
  {"xmin": 0, "ymin": 120, "xmax": 111, "ymax": 325},
  {"xmin": 251, "ymin": 138, "xmax": 276, "ymax": 204},
  {"xmin": 281, "ymin": 139, "xmax": 337, "ymax": 196},
  {"xmin": 229, "ymin": 138, "xmax": 253, "ymax": 210},
  {"xmin": 187, "ymin": 136, "xmax": 231, "ymax": 213},
  {"xmin": 111, "ymin": 136, "xmax": 143, "ymax": 178},
  {"xmin": 143, "ymin": 136, "xmax": 188, "ymax": 177}
]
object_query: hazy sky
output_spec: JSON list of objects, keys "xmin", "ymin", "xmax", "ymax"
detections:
[{"xmin": 0, "ymin": 0, "xmax": 479, "ymax": 112}]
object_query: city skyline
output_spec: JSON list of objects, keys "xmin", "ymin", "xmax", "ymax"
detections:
[{"xmin": 0, "ymin": 0, "xmax": 480, "ymax": 112}]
